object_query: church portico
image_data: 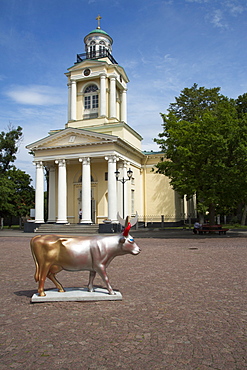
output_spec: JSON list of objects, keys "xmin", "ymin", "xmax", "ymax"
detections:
[{"xmin": 33, "ymin": 146, "xmax": 138, "ymax": 225}]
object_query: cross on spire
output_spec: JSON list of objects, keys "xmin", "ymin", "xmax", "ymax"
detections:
[{"xmin": 96, "ymin": 14, "xmax": 102, "ymax": 29}]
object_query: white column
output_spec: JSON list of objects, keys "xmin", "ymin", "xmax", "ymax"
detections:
[
  {"xmin": 184, "ymin": 195, "xmax": 188, "ymax": 220},
  {"xmin": 193, "ymin": 193, "xmax": 197, "ymax": 218},
  {"xmin": 47, "ymin": 165, "xmax": 56, "ymax": 223},
  {"xmin": 121, "ymin": 88, "xmax": 127, "ymax": 123},
  {"xmin": 71, "ymin": 80, "xmax": 77, "ymax": 121},
  {"xmin": 110, "ymin": 75, "xmax": 116, "ymax": 118},
  {"xmin": 67, "ymin": 82, "xmax": 71, "ymax": 121},
  {"xmin": 100, "ymin": 73, "xmax": 106, "ymax": 117},
  {"xmin": 79, "ymin": 157, "xmax": 92, "ymax": 224},
  {"xmin": 106, "ymin": 156, "xmax": 118, "ymax": 222},
  {"xmin": 34, "ymin": 161, "xmax": 44, "ymax": 223},
  {"xmin": 55, "ymin": 159, "xmax": 68, "ymax": 223}
]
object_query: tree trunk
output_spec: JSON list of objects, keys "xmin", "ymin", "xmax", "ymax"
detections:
[
  {"xmin": 241, "ymin": 204, "xmax": 247, "ymax": 226},
  {"xmin": 199, "ymin": 213, "xmax": 204, "ymax": 224},
  {"xmin": 209, "ymin": 204, "xmax": 215, "ymax": 225}
]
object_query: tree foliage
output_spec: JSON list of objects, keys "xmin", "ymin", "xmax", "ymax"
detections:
[
  {"xmin": 8, "ymin": 167, "xmax": 35, "ymax": 218},
  {"xmin": 0, "ymin": 125, "xmax": 22, "ymax": 174},
  {"xmin": 154, "ymin": 84, "xmax": 247, "ymax": 224},
  {"xmin": 0, "ymin": 126, "xmax": 35, "ymax": 221}
]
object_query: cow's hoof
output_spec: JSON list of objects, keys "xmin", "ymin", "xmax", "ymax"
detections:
[
  {"xmin": 38, "ymin": 292, "xmax": 46, "ymax": 297},
  {"xmin": 108, "ymin": 291, "xmax": 116, "ymax": 295},
  {"xmin": 58, "ymin": 289, "xmax": 65, "ymax": 293}
]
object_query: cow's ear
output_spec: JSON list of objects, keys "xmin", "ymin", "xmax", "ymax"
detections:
[{"xmin": 119, "ymin": 237, "xmax": 125, "ymax": 244}]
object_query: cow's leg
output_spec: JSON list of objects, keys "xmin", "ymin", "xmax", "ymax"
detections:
[
  {"xmin": 38, "ymin": 263, "xmax": 50, "ymax": 296},
  {"xmin": 87, "ymin": 271, "xmax": 96, "ymax": 292},
  {"xmin": 47, "ymin": 265, "xmax": 64, "ymax": 292},
  {"xmin": 96, "ymin": 266, "xmax": 116, "ymax": 295},
  {"xmin": 47, "ymin": 273, "xmax": 65, "ymax": 293}
]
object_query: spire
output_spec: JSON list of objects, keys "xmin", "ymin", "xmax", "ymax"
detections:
[{"xmin": 96, "ymin": 14, "xmax": 102, "ymax": 29}]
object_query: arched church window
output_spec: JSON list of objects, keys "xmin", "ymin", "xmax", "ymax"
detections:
[
  {"xmin": 83, "ymin": 84, "xmax": 99, "ymax": 119},
  {"xmin": 78, "ymin": 175, "xmax": 95, "ymax": 183},
  {"xmin": 99, "ymin": 40, "xmax": 106, "ymax": 57},
  {"xmin": 84, "ymin": 85, "xmax": 98, "ymax": 93},
  {"xmin": 89, "ymin": 41, "xmax": 96, "ymax": 58}
]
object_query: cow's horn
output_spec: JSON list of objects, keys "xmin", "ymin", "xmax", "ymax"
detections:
[
  {"xmin": 130, "ymin": 213, "xmax": 138, "ymax": 227},
  {"xmin": 118, "ymin": 213, "xmax": 138, "ymax": 236},
  {"xmin": 117, "ymin": 212, "xmax": 127, "ymax": 227},
  {"xmin": 117, "ymin": 212, "xmax": 138, "ymax": 227}
]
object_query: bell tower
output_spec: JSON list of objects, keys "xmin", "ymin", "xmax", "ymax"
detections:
[{"xmin": 65, "ymin": 16, "xmax": 129, "ymax": 130}]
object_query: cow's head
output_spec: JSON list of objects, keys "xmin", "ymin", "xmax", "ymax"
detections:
[{"xmin": 118, "ymin": 213, "xmax": 141, "ymax": 255}]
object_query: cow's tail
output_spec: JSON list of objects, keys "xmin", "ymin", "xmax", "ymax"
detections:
[{"xmin": 30, "ymin": 236, "xmax": 40, "ymax": 282}]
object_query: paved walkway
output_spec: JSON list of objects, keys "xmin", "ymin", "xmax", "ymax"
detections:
[
  {"xmin": 0, "ymin": 227, "xmax": 247, "ymax": 238},
  {"xmin": 0, "ymin": 232, "xmax": 247, "ymax": 369}
]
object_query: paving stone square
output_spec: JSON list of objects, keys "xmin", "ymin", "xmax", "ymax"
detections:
[{"xmin": 0, "ymin": 232, "xmax": 247, "ymax": 369}]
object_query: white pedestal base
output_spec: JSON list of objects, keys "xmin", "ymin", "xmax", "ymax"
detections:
[{"xmin": 31, "ymin": 287, "xmax": 122, "ymax": 303}]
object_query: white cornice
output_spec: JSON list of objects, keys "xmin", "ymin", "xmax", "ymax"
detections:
[{"xmin": 33, "ymin": 149, "xmax": 142, "ymax": 169}]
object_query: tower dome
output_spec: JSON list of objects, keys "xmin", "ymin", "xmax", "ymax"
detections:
[
  {"xmin": 84, "ymin": 16, "xmax": 113, "ymax": 58},
  {"xmin": 76, "ymin": 15, "xmax": 117, "ymax": 64}
]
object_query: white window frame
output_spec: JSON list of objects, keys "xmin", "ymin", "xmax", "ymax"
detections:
[{"xmin": 83, "ymin": 84, "xmax": 99, "ymax": 118}]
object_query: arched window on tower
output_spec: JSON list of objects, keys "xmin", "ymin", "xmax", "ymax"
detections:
[
  {"xmin": 99, "ymin": 40, "xmax": 106, "ymax": 57},
  {"xmin": 89, "ymin": 41, "xmax": 96, "ymax": 58},
  {"xmin": 83, "ymin": 84, "xmax": 99, "ymax": 119}
]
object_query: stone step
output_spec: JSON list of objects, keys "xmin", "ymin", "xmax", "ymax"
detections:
[{"xmin": 35, "ymin": 223, "xmax": 99, "ymax": 234}]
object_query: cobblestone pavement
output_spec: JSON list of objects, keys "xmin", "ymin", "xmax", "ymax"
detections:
[{"xmin": 0, "ymin": 233, "xmax": 247, "ymax": 369}]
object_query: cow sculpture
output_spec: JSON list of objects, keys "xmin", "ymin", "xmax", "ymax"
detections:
[{"xmin": 30, "ymin": 214, "xmax": 140, "ymax": 296}]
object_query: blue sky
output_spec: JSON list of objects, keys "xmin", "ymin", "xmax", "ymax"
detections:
[{"xmin": 0, "ymin": 0, "xmax": 246, "ymax": 184}]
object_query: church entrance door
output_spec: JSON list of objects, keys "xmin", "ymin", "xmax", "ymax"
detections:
[{"xmin": 78, "ymin": 188, "xmax": 96, "ymax": 224}]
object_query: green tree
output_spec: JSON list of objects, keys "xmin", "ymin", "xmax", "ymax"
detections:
[
  {"xmin": 0, "ymin": 126, "xmax": 35, "ymax": 225},
  {"xmin": 236, "ymin": 92, "xmax": 247, "ymax": 115},
  {"xmin": 8, "ymin": 167, "xmax": 35, "ymax": 219},
  {"xmin": 0, "ymin": 176, "xmax": 15, "ymax": 218},
  {"xmin": 154, "ymin": 84, "xmax": 247, "ymax": 224},
  {"xmin": 0, "ymin": 125, "xmax": 22, "ymax": 174},
  {"xmin": 235, "ymin": 93, "xmax": 247, "ymax": 224}
]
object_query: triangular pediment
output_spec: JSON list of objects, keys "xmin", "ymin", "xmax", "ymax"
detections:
[
  {"xmin": 27, "ymin": 128, "xmax": 118, "ymax": 151},
  {"xmin": 67, "ymin": 60, "xmax": 129, "ymax": 83},
  {"xmin": 68, "ymin": 59, "xmax": 108, "ymax": 72}
]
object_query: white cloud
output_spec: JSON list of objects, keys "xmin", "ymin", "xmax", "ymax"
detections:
[
  {"xmin": 185, "ymin": 0, "xmax": 209, "ymax": 3},
  {"xmin": 226, "ymin": 0, "xmax": 245, "ymax": 15},
  {"xmin": 207, "ymin": 9, "xmax": 228, "ymax": 29},
  {"xmin": 5, "ymin": 85, "xmax": 65, "ymax": 106},
  {"xmin": 186, "ymin": 0, "xmax": 246, "ymax": 29}
]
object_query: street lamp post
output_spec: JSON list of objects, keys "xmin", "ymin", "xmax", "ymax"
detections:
[{"xmin": 115, "ymin": 167, "xmax": 133, "ymax": 219}]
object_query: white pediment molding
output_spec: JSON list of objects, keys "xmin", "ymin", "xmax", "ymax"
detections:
[
  {"xmin": 66, "ymin": 59, "xmax": 108, "ymax": 74},
  {"xmin": 26, "ymin": 128, "xmax": 118, "ymax": 151}
]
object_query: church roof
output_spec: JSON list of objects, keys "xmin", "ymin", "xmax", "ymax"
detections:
[
  {"xmin": 88, "ymin": 28, "xmax": 109, "ymax": 36},
  {"xmin": 84, "ymin": 28, "xmax": 113, "ymax": 45}
]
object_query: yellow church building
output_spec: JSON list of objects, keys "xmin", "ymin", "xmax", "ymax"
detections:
[{"xmin": 27, "ymin": 19, "xmax": 193, "ymax": 229}]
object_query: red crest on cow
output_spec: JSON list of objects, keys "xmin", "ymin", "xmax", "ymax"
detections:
[{"xmin": 123, "ymin": 222, "xmax": 131, "ymax": 237}]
